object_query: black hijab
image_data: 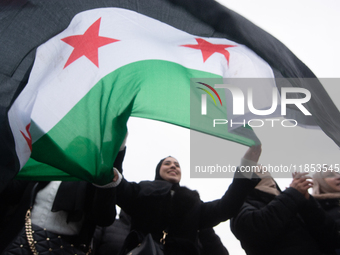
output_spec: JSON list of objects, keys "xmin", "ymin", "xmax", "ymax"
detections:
[{"xmin": 154, "ymin": 157, "xmax": 168, "ymax": 181}]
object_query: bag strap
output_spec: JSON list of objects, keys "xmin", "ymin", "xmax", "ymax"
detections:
[
  {"xmin": 25, "ymin": 182, "xmax": 43, "ymax": 255},
  {"xmin": 159, "ymin": 230, "xmax": 168, "ymax": 245},
  {"xmin": 25, "ymin": 208, "xmax": 38, "ymax": 255},
  {"xmin": 24, "ymin": 182, "xmax": 92, "ymax": 255}
]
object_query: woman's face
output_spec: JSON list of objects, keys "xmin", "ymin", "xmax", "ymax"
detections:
[
  {"xmin": 159, "ymin": 157, "xmax": 181, "ymax": 184},
  {"xmin": 324, "ymin": 172, "xmax": 340, "ymax": 192}
]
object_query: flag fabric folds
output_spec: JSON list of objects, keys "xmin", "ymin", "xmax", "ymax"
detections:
[{"xmin": 1, "ymin": 0, "xmax": 339, "ymax": 191}]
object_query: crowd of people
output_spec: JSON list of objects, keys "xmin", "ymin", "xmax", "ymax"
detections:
[{"xmin": 0, "ymin": 140, "xmax": 339, "ymax": 255}]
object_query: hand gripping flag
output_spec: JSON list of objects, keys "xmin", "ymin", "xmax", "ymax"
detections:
[{"xmin": 1, "ymin": 0, "xmax": 340, "ymax": 191}]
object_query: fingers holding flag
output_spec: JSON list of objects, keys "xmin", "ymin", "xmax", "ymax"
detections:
[{"xmin": 290, "ymin": 172, "xmax": 313, "ymax": 199}]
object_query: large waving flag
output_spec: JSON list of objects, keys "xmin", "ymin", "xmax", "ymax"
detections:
[{"xmin": 1, "ymin": 0, "xmax": 340, "ymax": 191}]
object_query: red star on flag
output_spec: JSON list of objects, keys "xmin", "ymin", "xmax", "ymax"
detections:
[
  {"xmin": 61, "ymin": 18, "xmax": 119, "ymax": 68},
  {"xmin": 181, "ymin": 38, "xmax": 236, "ymax": 65},
  {"xmin": 20, "ymin": 123, "xmax": 32, "ymax": 151}
]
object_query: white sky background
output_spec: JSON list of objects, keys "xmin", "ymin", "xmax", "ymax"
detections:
[{"xmin": 123, "ymin": 1, "xmax": 340, "ymax": 254}]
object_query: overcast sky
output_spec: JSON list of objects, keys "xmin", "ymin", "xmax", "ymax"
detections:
[{"xmin": 122, "ymin": 1, "xmax": 340, "ymax": 254}]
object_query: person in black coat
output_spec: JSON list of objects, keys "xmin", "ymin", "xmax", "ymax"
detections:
[
  {"xmin": 93, "ymin": 148, "xmax": 230, "ymax": 255},
  {"xmin": 0, "ymin": 135, "xmax": 128, "ymax": 255},
  {"xmin": 313, "ymin": 169, "xmax": 340, "ymax": 255},
  {"xmin": 230, "ymin": 171, "xmax": 339, "ymax": 255},
  {"xmin": 0, "ymin": 179, "xmax": 117, "ymax": 254},
  {"xmin": 113, "ymin": 145, "xmax": 262, "ymax": 255}
]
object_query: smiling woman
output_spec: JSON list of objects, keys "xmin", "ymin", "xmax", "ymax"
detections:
[
  {"xmin": 120, "ymin": 1, "xmax": 340, "ymax": 254},
  {"xmin": 112, "ymin": 145, "xmax": 262, "ymax": 255},
  {"xmin": 157, "ymin": 157, "xmax": 182, "ymax": 184}
]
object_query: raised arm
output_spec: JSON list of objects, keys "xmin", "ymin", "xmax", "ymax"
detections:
[
  {"xmin": 230, "ymin": 172, "xmax": 314, "ymax": 243},
  {"xmin": 199, "ymin": 145, "xmax": 262, "ymax": 229}
]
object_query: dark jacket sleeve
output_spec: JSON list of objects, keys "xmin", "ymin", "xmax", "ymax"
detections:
[
  {"xmin": 0, "ymin": 179, "xmax": 31, "ymax": 205},
  {"xmin": 114, "ymin": 147, "xmax": 126, "ymax": 174},
  {"xmin": 0, "ymin": 180, "xmax": 36, "ymax": 253},
  {"xmin": 230, "ymin": 187, "xmax": 307, "ymax": 242},
  {"xmin": 91, "ymin": 185, "xmax": 117, "ymax": 227},
  {"xmin": 112, "ymin": 146, "xmax": 141, "ymax": 214},
  {"xmin": 199, "ymin": 170, "xmax": 260, "ymax": 229},
  {"xmin": 116, "ymin": 178, "xmax": 141, "ymax": 215},
  {"xmin": 91, "ymin": 147, "xmax": 127, "ymax": 226}
]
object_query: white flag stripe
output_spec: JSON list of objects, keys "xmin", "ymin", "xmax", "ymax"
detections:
[{"xmin": 8, "ymin": 7, "xmax": 275, "ymax": 168}]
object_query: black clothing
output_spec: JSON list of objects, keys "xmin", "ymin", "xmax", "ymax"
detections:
[
  {"xmin": 93, "ymin": 210, "xmax": 131, "ymax": 255},
  {"xmin": 93, "ymin": 209, "xmax": 229, "ymax": 255},
  {"xmin": 230, "ymin": 188, "xmax": 339, "ymax": 255},
  {"xmin": 198, "ymin": 227, "xmax": 229, "ymax": 255},
  {"xmin": 116, "ymin": 171, "xmax": 259, "ymax": 255},
  {"xmin": 0, "ymin": 180, "xmax": 116, "ymax": 253},
  {"xmin": 315, "ymin": 197, "xmax": 340, "ymax": 255},
  {"xmin": 317, "ymin": 198, "xmax": 340, "ymax": 227}
]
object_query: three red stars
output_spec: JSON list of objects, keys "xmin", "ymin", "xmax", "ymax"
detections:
[
  {"xmin": 61, "ymin": 18, "xmax": 119, "ymax": 68},
  {"xmin": 182, "ymin": 38, "xmax": 236, "ymax": 64},
  {"xmin": 61, "ymin": 19, "xmax": 235, "ymax": 68}
]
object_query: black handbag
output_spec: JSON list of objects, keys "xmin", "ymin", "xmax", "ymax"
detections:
[
  {"xmin": 2, "ymin": 208, "xmax": 90, "ymax": 255},
  {"xmin": 2, "ymin": 183, "xmax": 90, "ymax": 255},
  {"xmin": 126, "ymin": 233, "xmax": 164, "ymax": 255}
]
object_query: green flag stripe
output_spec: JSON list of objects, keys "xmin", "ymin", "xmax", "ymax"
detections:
[{"xmin": 17, "ymin": 60, "xmax": 256, "ymax": 183}]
